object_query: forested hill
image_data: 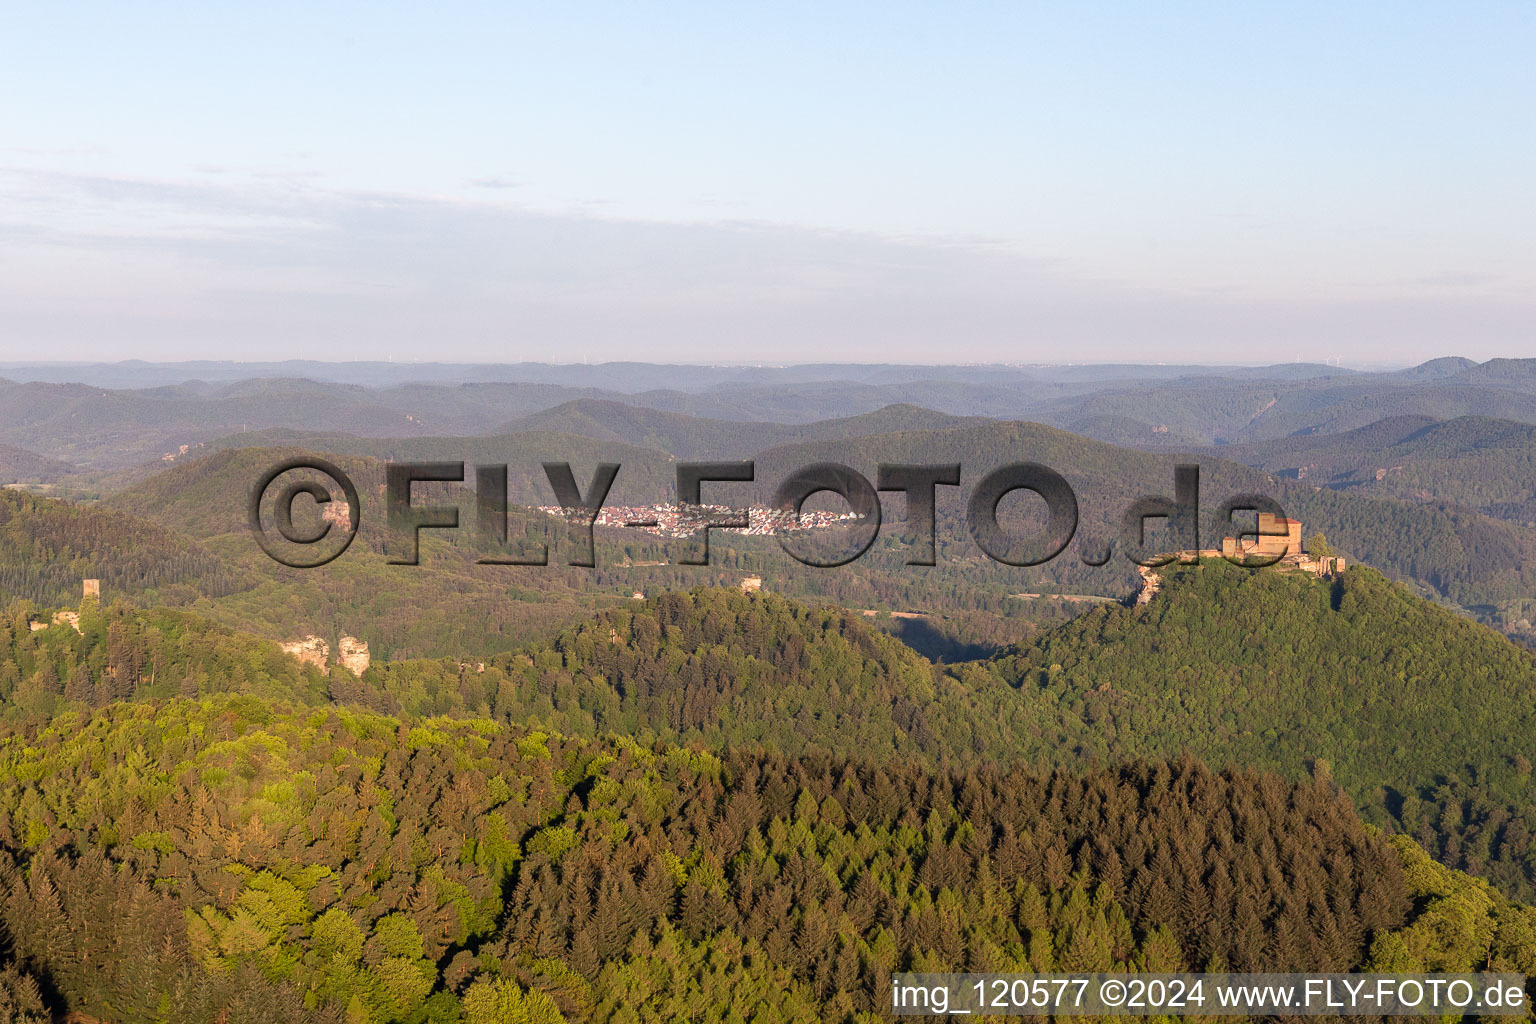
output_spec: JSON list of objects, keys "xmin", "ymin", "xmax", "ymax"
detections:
[
  {"xmin": 0, "ymin": 589, "xmax": 997, "ymax": 764},
  {"xmin": 0, "ymin": 445, "xmax": 74, "ymax": 484},
  {"xmin": 119, "ymin": 422, "xmax": 1536, "ymax": 614},
  {"xmin": 500, "ymin": 400, "xmax": 986, "ymax": 459},
  {"xmin": 746, "ymin": 418, "xmax": 1536, "ymax": 608},
  {"xmin": 982, "ymin": 562, "xmax": 1536, "ymax": 894},
  {"xmin": 14, "ymin": 567, "xmax": 1536, "ymax": 903},
  {"xmin": 144, "ymin": 435, "xmax": 679, "ymax": 516},
  {"xmin": 320, "ymin": 571, "xmax": 1536, "ymax": 898},
  {"xmin": 362, "ymin": 588, "xmax": 1036, "ymax": 764},
  {"xmin": 0, "ymin": 488, "xmax": 248, "ymax": 607},
  {"xmin": 8, "ymin": 577, "xmax": 1536, "ymax": 1017},
  {"xmin": 97, "ymin": 447, "xmax": 688, "ymax": 659},
  {"xmin": 1210, "ymin": 415, "xmax": 1536, "ymax": 528},
  {"xmin": 107, "ymin": 447, "xmax": 387, "ymax": 540},
  {"xmin": 0, "ymin": 600, "xmax": 330, "ymax": 718},
  {"xmin": 2, "ymin": 697, "xmax": 1535, "ymax": 1023}
]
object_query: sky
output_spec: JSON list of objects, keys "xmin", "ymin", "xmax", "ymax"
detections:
[{"xmin": 1, "ymin": 2, "xmax": 1532, "ymax": 365}]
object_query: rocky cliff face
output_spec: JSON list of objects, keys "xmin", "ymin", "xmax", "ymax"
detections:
[
  {"xmin": 338, "ymin": 635, "xmax": 370, "ymax": 676},
  {"xmin": 279, "ymin": 636, "xmax": 329, "ymax": 670}
]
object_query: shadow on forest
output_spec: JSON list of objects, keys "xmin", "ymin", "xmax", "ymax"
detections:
[{"xmin": 881, "ymin": 616, "xmax": 1001, "ymax": 663}]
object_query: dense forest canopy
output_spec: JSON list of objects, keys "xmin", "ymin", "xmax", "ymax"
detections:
[
  {"xmin": 10, "ymin": 561, "xmax": 1536, "ymax": 906},
  {"xmin": 3, "ymin": 696, "xmax": 1536, "ymax": 1023}
]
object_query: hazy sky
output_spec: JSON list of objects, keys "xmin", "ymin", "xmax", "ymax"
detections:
[{"xmin": 2, "ymin": 3, "xmax": 1532, "ymax": 364}]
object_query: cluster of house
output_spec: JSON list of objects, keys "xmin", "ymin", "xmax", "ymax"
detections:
[{"xmin": 535, "ymin": 503, "xmax": 865, "ymax": 538}]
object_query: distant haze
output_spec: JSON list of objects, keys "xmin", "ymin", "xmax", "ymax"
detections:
[{"xmin": 0, "ymin": 359, "xmax": 1401, "ymax": 390}]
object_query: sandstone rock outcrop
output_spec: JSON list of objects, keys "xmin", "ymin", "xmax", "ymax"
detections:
[{"xmin": 280, "ymin": 636, "xmax": 329, "ymax": 670}]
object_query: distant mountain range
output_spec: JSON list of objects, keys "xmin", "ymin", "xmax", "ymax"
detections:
[
  {"xmin": 499, "ymin": 400, "xmax": 986, "ymax": 459},
  {"xmin": 0, "ymin": 445, "xmax": 73, "ymax": 484},
  {"xmin": 0, "ymin": 358, "xmax": 1351, "ymax": 389},
  {"xmin": 1210, "ymin": 415, "xmax": 1536, "ymax": 526},
  {"xmin": 7, "ymin": 357, "xmax": 1536, "ymax": 470}
]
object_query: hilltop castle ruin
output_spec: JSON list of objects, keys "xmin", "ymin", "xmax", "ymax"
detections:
[
  {"xmin": 1136, "ymin": 515, "xmax": 1346, "ymax": 605},
  {"xmin": 1218, "ymin": 513, "xmax": 1346, "ymax": 576}
]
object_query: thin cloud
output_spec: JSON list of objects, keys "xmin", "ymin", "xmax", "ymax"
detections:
[{"xmin": 0, "ymin": 168, "xmax": 1530, "ymax": 364}]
